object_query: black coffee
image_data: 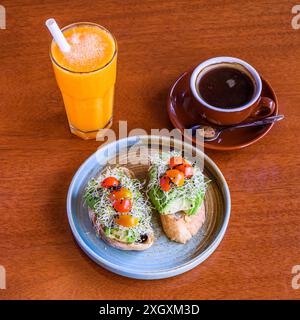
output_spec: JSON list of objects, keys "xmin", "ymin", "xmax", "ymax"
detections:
[{"xmin": 198, "ymin": 66, "xmax": 255, "ymax": 109}]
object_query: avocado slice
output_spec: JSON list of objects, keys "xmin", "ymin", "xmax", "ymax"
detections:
[
  {"xmin": 148, "ymin": 187, "xmax": 165, "ymax": 213},
  {"xmin": 104, "ymin": 227, "xmax": 138, "ymax": 244},
  {"xmin": 150, "ymin": 189, "xmax": 204, "ymax": 215},
  {"xmin": 185, "ymin": 191, "xmax": 205, "ymax": 215},
  {"xmin": 162, "ymin": 197, "xmax": 194, "ymax": 215},
  {"xmin": 84, "ymin": 192, "xmax": 99, "ymax": 210}
]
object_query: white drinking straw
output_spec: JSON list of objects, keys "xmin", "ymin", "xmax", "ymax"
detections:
[{"xmin": 45, "ymin": 18, "xmax": 71, "ymax": 53}]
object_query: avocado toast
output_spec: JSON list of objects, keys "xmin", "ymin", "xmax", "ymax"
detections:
[
  {"xmin": 148, "ymin": 153, "xmax": 208, "ymax": 244},
  {"xmin": 84, "ymin": 166, "xmax": 154, "ymax": 250}
]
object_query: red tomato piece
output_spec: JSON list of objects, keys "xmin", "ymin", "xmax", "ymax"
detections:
[
  {"xmin": 101, "ymin": 177, "xmax": 120, "ymax": 188},
  {"xmin": 160, "ymin": 175, "xmax": 171, "ymax": 192},
  {"xmin": 169, "ymin": 156, "xmax": 184, "ymax": 168},
  {"xmin": 176, "ymin": 163, "xmax": 193, "ymax": 178},
  {"xmin": 166, "ymin": 169, "xmax": 185, "ymax": 187},
  {"xmin": 113, "ymin": 198, "xmax": 132, "ymax": 213}
]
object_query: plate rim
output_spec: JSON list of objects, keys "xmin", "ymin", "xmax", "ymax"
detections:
[{"xmin": 66, "ymin": 135, "xmax": 231, "ymax": 279}]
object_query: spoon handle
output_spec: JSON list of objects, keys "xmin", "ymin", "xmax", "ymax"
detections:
[{"xmin": 225, "ymin": 114, "xmax": 284, "ymax": 130}]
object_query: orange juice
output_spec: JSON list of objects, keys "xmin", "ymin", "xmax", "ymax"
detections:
[{"xmin": 50, "ymin": 23, "xmax": 117, "ymax": 139}]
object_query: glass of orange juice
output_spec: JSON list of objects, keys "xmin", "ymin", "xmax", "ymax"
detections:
[{"xmin": 50, "ymin": 22, "xmax": 117, "ymax": 139}]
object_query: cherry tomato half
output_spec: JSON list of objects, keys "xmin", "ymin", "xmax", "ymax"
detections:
[
  {"xmin": 166, "ymin": 169, "xmax": 185, "ymax": 187},
  {"xmin": 176, "ymin": 163, "xmax": 193, "ymax": 178},
  {"xmin": 109, "ymin": 187, "xmax": 132, "ymax": 201},
  {"xmin": 113, "ymin": 198, "xmax": 132, "ymax": 213},
  {"xmin": 160, "ymin": 175, "xmax": 171, "ymax": 192},
  {"xmin": 169, "ymin": 156, "xmax": 185, "ymax": 168},
  {"xmin": 101, "ymin": 177, "xmax": 120, "ymax": 188},
  {"xmin": 114, "ymin": 214, "xmax": 138, "ymax": 228}
]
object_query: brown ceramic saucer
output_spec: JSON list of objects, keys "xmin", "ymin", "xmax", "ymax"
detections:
[{"xmin": 167, "ymin": 71, "xmax": 279, "ymax": 151}]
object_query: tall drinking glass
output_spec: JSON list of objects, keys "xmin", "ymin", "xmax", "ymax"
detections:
[{"xmin": 50, "ymin": 22, "xmax": 117, "ymax": 139}]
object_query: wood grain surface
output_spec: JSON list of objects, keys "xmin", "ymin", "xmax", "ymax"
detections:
[{"xmin": 0, "ymin": 0, "xmax": 300, "ymax": 300}]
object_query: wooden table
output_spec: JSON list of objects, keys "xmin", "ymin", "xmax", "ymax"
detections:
[{"xmin": 1, "ymin": 0, "xmax": 299, "ymax": 300}]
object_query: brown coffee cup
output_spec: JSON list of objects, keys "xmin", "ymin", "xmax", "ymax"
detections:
[{"xmin": 190, "ymin": 57, "xmax": 276, "ymax": 125}]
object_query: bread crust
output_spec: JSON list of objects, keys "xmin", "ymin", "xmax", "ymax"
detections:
[
  {"xmin": 160, "ymin": 202, "xmax": 205, "ymax": 244},
  {"xmin": 88, "ymin": 166, "xmax": 154, "ymax": 251}
]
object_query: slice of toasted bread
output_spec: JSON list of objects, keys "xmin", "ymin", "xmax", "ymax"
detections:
[
  {"xmin": 88, "ymin": 166, "xmax": 154, "ymax": 251},
  {"xmin": 88, "ymin": 208, "xmax": 154, "ymax": 250},
  {"xmin": 160, "ymin": 202, "xmax": 205, "ymax": 244}
]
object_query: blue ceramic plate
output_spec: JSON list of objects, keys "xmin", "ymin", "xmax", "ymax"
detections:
[{"xmin": 67, "ymin": 135, "xmax": 231, "ymax": 279}]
